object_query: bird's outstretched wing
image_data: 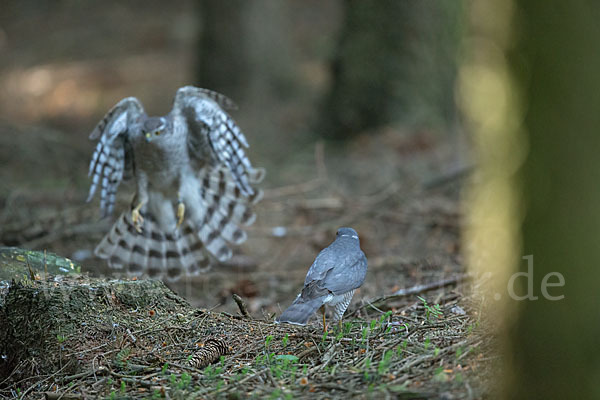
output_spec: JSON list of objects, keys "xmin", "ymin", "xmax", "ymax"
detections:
[
  {"xmin": 171, "ymin": 86, "xmax": 262, "ymax": 196},
  {"xmin": 87, "ymin": 97, "xmax": 145, "ymax": 217}
]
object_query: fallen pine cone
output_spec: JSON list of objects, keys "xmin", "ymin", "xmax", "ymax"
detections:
[{"xmin": 189, "ymin": 338, "xmax": 229, "ymax": 369}]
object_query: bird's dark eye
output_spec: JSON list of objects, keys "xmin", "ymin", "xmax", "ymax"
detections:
[{"xmin": 154, "ymin": 130, "xmax": 162, "ymax": 136}]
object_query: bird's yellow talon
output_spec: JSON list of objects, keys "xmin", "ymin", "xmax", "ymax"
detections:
[
  {"xmin": 176, "ymin": 201, "xmax": 185, "ymax": 229},
  {"xmin": 132, "ymin": 203, "xmax": 145, "ymax": 233}
]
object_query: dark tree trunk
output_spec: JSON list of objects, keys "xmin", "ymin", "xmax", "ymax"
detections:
[
  {"xmin": 507, "ymin": 1, "xmax": 600, "ymax": 398},
  {"xmin": 196, "ymin": 0, "xmax": 250, "ymax": 100},
  {"xmin": 318, "ymin": 0, "xmax": 463, "ymax": 139}
]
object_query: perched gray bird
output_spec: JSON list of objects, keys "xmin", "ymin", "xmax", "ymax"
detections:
[
  {"xmin": 87, "ymin": 86, "xmax": 264, "ymax": 280},
  {"xmin": 276, "ymin": 227, "xmax": 367, "ymax": 329}
]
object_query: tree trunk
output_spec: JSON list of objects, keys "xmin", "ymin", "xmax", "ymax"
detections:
[
  {"xmin": 318, "ymin": 0, "xmax": 463, "ymax": 139},
  {"xmin": 196, "ymin": 0, "xmax": 249, "ymax": 99},
  {"xmin": 507, "ymin": 1, "xmax": 600, "ymax": 398},
  {"xmin": 461, "ymin": 1, "xmax": 600, "ymax": 398},
  {"xmin": 0, "ymin": 276, "xmax": 190, "ymax": 381}
]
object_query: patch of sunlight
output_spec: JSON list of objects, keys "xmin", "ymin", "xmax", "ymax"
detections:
[{"xmin": 457, "ymin": 0, "xmax": 524, "ymax": 324}]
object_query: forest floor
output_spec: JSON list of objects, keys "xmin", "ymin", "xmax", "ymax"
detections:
[{"xmin": 0, "ymin": 124, "xmax": 498, "ymax": 398}]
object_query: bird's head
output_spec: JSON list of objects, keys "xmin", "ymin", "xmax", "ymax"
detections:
[
  {"xmin": 143, "ymin": 117, "xmax": 167, "ymax": 142},
  {"xmin": 336, "ymin": 227, "xmax": 359, "ymax": 240}
]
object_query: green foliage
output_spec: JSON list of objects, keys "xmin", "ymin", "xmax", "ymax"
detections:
[
  {"xmin": 203, "ymin": 364, "xmax": 223, "ymax": 380},
  {"xmin": 433, "ymin": 366, "xmax": 447, "ymax": 382},
  {"xmin": 455, "ymin": 373, "xmax": 463, "ymax": 384},
  {"xmin": 363, "ymin": 357, "xmax": 371, "ymax": 381},
  {"xmin": 321, "ymin": 330, "xmax": 328, "ymax": 344},
  {"xmin": 177, "ymin": 373, "xmax": 192, "ymax": 390},
  {"xmin": 275, "ymin": 354, "xmax": 299, "ymax": 363},
  {"xmin": 282, "ymin": 333, "xmax": 289, "ymax": 348},
  {"xmin": 455, "ymin": 346, "xmax": 463, "ymax": 359},
  {"xmin": 417, "ymin": 296, "xmax": 443, "ymax": 320},
  {"xmin": 264, "ymin": 335, "xmax": 273, "ymax": 349},
  {"xmin": 115, "ymin": 348, "xmax": 131, "ymax": 368},
  {"xmin": 377, "ymin": 350, "xmax": 393, "ymax": 375}
]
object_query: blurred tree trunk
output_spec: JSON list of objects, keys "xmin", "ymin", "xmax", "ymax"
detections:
[
  {"xmin": 196, "ymin": 0, "xmax": 250, "ymax": 100},
  {"xmin": 196, "ymin": 0, "xmax": 296, "ymax": 105},
  {"xmin": 318, "ymin": 0, "xmax": 463, "ymax": 139},
  {"xmin": 507, "ymin": 1, "xmax": 600, "ymax": 399}
]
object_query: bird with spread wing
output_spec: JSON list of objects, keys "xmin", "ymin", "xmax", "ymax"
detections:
[{"xmin": 87, "ymin": 86, "xmax": 264, "ymax": 280}]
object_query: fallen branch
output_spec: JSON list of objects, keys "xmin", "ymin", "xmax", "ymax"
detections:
[
  {"xmin": 232, "ymin": 293, "xmax": 250, "ymax": 318},
  {"xmin": 354, "ymin": 273, "xmax": 470, "ymax": 314},
  {"xmin": 391, "ymin": 274, "xmax": 469, "ymax": 297}
]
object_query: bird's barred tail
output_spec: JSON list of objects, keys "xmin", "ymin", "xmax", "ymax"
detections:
[
  {"xmin": 276, "ymin": 295, "xmax": 328, "ymax": 326},
  {"xmin": 186, "ymin": 166, "xmax": 264, "ymax": 262},
  {"xmin": 94, "ymin": 211, "xmax": 212, "ymax": 281},
  {"xmin": 95, "ymin": 166, "xmax": 265, "ymax": 281}
]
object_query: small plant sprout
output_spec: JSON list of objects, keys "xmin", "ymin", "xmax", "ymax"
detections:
[
  {"xmin": 363, "ymin": 358, "xmax": 372, "ymax": 380},
  {"xmin": 361, "ymin": 327, "xmax": 369, "ymax": 342},
  {"xmin": 178, "ymin": 373, "xmax": 191, "ymax": 389},
  {"xmin": 433, "ymin": 366, "xmax": 448, "ymax": 382},
  {"xmin": 456, "ymin": 346, "xmax": 463, "ymax": 359},
  {"xmin": 417, "ymin": 295, "xmax": 443, "ymax": 320},
  {"xmin": 380, "ymin": 311, "xmax": 393, "ymax": 326},
  {"xmin": 344, "ymin": 322, "xmax": 352, "ymax": 335},
  {"xmin": 115, "ymin": 348, "xmax": 131, "ymax": 368},
  {"xmin": 396, "ymin": 345, "xmax": 403, "ymax": 357},
  {"xmin": 282, "ymin": 333, "xmax": 289, "ymax": 348},
  {"xmin": 396, "ymin": 339, "xmax": 408, "ymax": 357},
  {"xmin": 265, "ymin": 335, "xmax": 273, "ymax": 349},
  {"xmin": 377, "ymin": 351, "xmax": 393, "ymax": 375},
  {"xmin": 161, "ymin": 362, "xmax": 169, "ymax": 374},
  {"xmin": 424, "ymin": 336, "xmax": 431, "ymax": 350}
]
